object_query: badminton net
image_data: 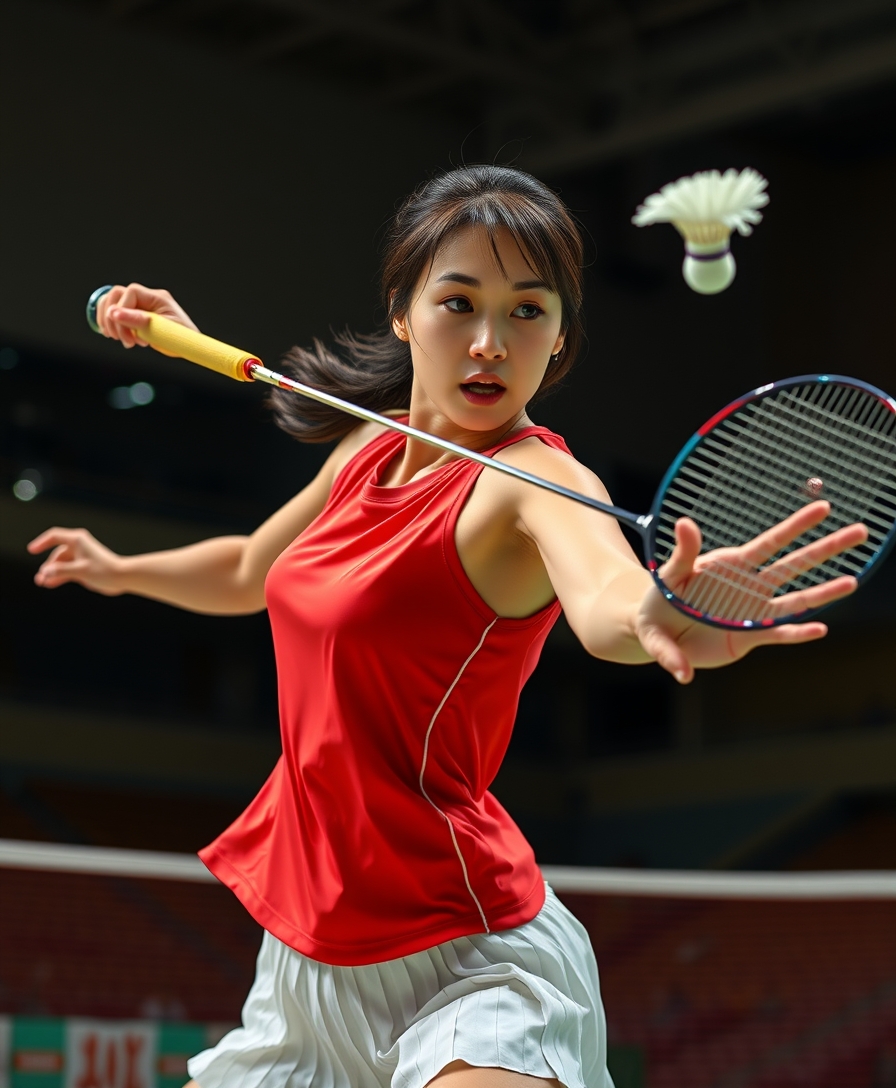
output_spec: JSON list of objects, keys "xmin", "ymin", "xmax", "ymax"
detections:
[{"xmin": 0, "ymin": 838, "xmax": 894, "ymax": 1088}]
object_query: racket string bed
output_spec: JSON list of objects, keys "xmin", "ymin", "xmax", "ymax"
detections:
[
  {"xmin": 653, "ymin": 381, "xmax": 896, "ymax": 622},
  {"xmin": 684, "ymin": 416, "xmax": 893, "ymax": 571},
  {"xmin": 747, "ymin": 387, "xmax": 896, "ymax": 548},
  {"xmin": 699, "ymin": 395, "xmax": 895, "ymax": 536},
  {"xmin": 657, "ymin": 386, "xmax": 896, "ymax": 553},
  {"xmin": 697, "ymin": 418, "xmax": 891, "ymax": 524},
  {"xmin": 658, "ymin": 456, "xmax": 891, "ymax": 611},
  {"xmin": 744, "ymin": 391, "xmax": 896, "ymax": 503}
]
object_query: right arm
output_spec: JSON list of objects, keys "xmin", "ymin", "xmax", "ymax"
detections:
[{"xmin": 28, "ymin": 428, "xmax": 374, "ymax": 614}]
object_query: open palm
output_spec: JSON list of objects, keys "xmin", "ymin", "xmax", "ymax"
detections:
[{"xmin": 635, "ymin": 502, "xmax": 867, "ymax": 682}]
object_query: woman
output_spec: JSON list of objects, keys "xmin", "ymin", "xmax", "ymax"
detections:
[{"xmin": 28, "ymin": 166, "xmax": 861, "ymax": 1088}]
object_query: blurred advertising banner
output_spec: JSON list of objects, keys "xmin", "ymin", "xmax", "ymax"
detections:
[
  {"xmin": 3, "ymin": 1018, "xmax": 213, "ymax": 1088},
  {"xmin": 65, "ymin": 1021, "xmax": 155, "ymax": 1088}
]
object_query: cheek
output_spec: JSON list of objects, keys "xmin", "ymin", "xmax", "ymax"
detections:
[
  {"xmin": 409, "ymin": 315, "xmax": 468, "ymax": 374},
  {"xmin": 408, "ymin": 309, "xmax": 450, "ymax": 348}
]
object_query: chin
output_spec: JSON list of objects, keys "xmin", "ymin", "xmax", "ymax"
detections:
[{"xmin": 455, "ymin": 407, "xmax": 520, "ymax": 432}]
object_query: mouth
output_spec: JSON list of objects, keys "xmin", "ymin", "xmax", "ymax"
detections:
[{"xmin": 460, "ymin": 380, "xmax": 506, "ymax": 406}]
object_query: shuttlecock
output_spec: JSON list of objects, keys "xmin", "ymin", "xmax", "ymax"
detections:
[{"xmin": 632, "ymin": 168, "xmax": 768, "ymax": 294}]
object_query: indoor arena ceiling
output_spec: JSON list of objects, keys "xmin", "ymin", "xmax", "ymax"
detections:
[{"xmin": 71, "ymin": 0, "xmax": 896, "ymax": 171}]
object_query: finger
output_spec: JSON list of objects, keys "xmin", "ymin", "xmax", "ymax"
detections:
[
  {"xmin": 744, "ymin": 501, "xmax": 830, "ymax": 566},
  {"xmin": 121, "ymin": 283, "xmax": 180, "ymax": 320},
  {"xmin": 105, "ymin": 295, "xmax": 134, "ymax": 346},
  {"xmin": 762, "ymin": 522, "xmax": 869, "ymax": 588},
  {"xmin": 107, "ymin": 306, "xmax": 150, "ymax": 329},
  {"xmin": 27, "ymin": 527, "xmax": 79, "ymax": 554},
  {"xmin": 118, "ymin": 283, "xmax": 137, "ymax": 311},
  {"xmin": 108, "ymin": 299, "xmax": 141, "ymax": 348},
  {"xmin": 35, "ymin": 562, "xmax": 86, "ymax": 589},
  {"xmin": 96, "ymin": 285, "xmax": 126, "ymax": 337},
  {"xmin": 764, "ymin": 574, "xmax": 858, "ymax": 618},
  {"xmin": 658, "ymin": 517, "xmax": 703, "ymax": 588},
  {"xmin": 34, "ymin": 544, "xmax": 72, "ymax": 586},
  {"xmin": 107, "ymin": 306, "xmax": 151, "ymax": 349},
  {"xmin": 46, "ymin": 543, "xmax": 73, "ymax": 564},
  {"xmin": 112, "ymin": 284, "xmax": 141, "ymax": 347},
  {"xmin": 748, "ymin": 621, "xmax": 829, "ymax": 647},
  {"xmin": 35, "ymin": 547, "xmax": 78, "ymax": 584}
]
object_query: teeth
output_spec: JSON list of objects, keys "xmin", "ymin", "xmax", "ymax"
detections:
[{"xmin": 465, "ymin": 382, "xmax": 500, "ymax": 392}]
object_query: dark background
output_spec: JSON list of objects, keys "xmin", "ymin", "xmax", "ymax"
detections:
[{"xmin": 1, "ymin": 0, "xmax": 894, "ymax": 872}]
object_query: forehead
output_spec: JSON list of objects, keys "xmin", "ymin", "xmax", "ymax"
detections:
[{"xmin": 427, "ymin": 224, "xmax": 542, "ymax": 283}]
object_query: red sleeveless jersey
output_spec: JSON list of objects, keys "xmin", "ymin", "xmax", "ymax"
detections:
[{"xmin": 199, "ymin": 423, "xmax": 569, "ymax": 966}]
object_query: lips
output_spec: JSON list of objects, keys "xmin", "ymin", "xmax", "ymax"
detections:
[{"xmin": 460, "ymin": 374, "xmax": 506, "ymax": 406}]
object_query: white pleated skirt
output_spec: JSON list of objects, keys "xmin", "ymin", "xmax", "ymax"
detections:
[{"xmin": 187, "ymin": 883, "xmax": 613, "ymax": 1088}]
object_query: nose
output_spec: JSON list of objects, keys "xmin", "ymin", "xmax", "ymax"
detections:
[{"xmin": 469, "ymin": 317, "xmax": 507, "ymax": 361}]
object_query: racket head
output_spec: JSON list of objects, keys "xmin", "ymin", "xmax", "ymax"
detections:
[{"xmin": 645, "ymin": 375, "xmax": 896, "ymax": 628}]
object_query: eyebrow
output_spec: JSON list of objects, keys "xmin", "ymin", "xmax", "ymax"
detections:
[{"xmin": 435, "ymin": 272, "xmax": 551, "ymax": 291}]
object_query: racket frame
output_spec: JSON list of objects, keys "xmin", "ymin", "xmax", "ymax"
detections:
[{"xmin": 643, "ymin": 373, "xmax": 896, "ymax": 628}]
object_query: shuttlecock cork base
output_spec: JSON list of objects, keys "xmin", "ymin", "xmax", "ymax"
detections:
[{"xmin": 632, "ymin": 168, "xmax": 768, "ymax": 295}]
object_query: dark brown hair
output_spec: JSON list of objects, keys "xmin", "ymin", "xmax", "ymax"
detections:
[{"xmin": 270, "ymin": 165, "xmax": 585, "ymax": 443}]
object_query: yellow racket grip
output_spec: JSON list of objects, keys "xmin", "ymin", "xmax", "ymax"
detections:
[{"xmin": 135, "ymin": 312, "xmax": 259, "ymax": 382}]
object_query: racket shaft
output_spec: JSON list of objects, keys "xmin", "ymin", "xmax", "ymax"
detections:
[
  {"xmin": 249, "ymin": 363, "xmax": 645, "ymax": 529},
  {"xmin": 93, "ymin": 308, "xmax": 645, "ymax": 528}
]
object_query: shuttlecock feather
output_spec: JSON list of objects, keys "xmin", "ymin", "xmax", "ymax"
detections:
[{"xmin": 632, "ymin": 168, "xmax": 769, "ymax": 294}]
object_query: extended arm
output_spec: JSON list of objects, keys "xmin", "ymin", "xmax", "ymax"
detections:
[
  {"xmin": 505, "ymin": 442, "xmax": 859, "ymax": 683},
  {"xmin": 28, "ymin": 444, "xmax": 344, "ymax": 614}
]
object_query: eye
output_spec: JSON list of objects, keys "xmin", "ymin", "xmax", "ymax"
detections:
[
  {"xmin": 443, "ymin": 297, "xmax": 473, "ymax": 313},
  {"xmin": 513, "ymin": 302, "xmax": 544, "ymax": 319}
]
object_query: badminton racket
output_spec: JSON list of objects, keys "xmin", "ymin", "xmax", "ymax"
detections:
[{"xmin": 87, "ymin": 302, "xmax": 896, "ymax": 630}]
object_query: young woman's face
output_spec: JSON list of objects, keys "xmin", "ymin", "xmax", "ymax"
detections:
[{"xmin": 394, "ymin": 225, "xmax": 565, "ymax": 433}]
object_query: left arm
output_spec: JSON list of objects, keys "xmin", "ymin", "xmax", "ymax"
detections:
[
  {"xmin": 507, "ymin": 443, "xmax": 656, "ymax": 664},
  {"xmin": 506, "ymin": 442, "xmax": 858, "ymax": 684}
]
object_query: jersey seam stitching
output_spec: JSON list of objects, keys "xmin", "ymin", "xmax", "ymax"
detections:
[{"xmin": 417, "ymin": 617, "xmax": 498, "ymax": 934}]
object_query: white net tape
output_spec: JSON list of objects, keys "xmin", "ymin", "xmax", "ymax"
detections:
[{"xmin": 1, "ymin": 838, "xmax": 893, "ymax": 897}]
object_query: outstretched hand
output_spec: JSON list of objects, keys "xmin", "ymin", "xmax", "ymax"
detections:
[
  {"xmin": 27, "ymin": 527, "xmax": 125, "ymax": 595},
  {"xmin": 635, "ymin": 502, "xmax": 868, "ymax": 683},
  {"xmin": 95, "ymin": 283, "xmax": 198, "ymax": 354}
]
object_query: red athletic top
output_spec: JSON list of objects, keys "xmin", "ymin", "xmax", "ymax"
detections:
[{"xmin": 199, "ymin": 422, "xmax": 569, "ymax": 966}]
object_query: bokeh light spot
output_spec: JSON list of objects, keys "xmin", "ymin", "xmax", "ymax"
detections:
[
  {"xmin": 130, "ymin": 381, "xmax": 155, "ymax": 405},
  {"xmin": 108, "ymin": 381, "xmax": 155, "ymax": 409},
  {"xmin": 13, "ymin": 469, "xmax": 42, "ymax": 502}
]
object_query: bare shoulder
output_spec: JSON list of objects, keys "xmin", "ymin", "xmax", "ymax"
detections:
[
  {"xmin": 487, "ymin": 434, "xmax": 640, "ymax": 574},
  {"xmin": 493, "ymin": 434, "xmax": 613, "ymax": 504}
]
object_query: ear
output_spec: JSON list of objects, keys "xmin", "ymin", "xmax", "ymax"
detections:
[
  {"xmin": 392, "ymin": 315, "xmax": 409, "ymax": 342},
  {"xmin": 551, "ymin": 332, "xmax": 565, "ymax": 357}
]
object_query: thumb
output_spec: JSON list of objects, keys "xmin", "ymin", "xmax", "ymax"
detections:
[
  {"xmin": 638, "ymin": 620, "xmax": 694, "ymax": 684},
  {"xmin": 658, "ymin": 517, "xmax": 702, "ymax": 587}
]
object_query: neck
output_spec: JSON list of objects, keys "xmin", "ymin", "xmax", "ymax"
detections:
[{"xmin": 384, "ymin": 400, "xmax": 532, "ymax": 486}]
